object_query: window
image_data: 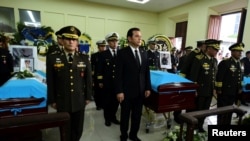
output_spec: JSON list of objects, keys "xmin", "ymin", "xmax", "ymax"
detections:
[
  {"xmin": 218, "ymin": 12, "xmax": 242, "ymax": 60},
  {"xmin": 19, "ymin": 9, "xmax": 41, "ymax": 27},
  {"xmin": 0, "ymin": 6, "xmax": 15, "ymax": 32}
]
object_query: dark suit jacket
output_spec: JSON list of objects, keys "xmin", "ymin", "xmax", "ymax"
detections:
[
  {"xmin": 46, "ymin": 51, "xmax": 92, "ymax": 112},
  {"xmin": 115, "ymin": 47, "xmax": 151, "ymax": 99}
]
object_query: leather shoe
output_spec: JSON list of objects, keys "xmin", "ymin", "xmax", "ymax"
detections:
[
  {"xmin": 111, "ymin": 119, "xmax": 120, "ymax": 125},
  {"xmin": 129, "ymin": 136, "xmax": 141, "ymax": 141},
  {"xmin": 241, "ymin": 102, "xmax": 248, "ymax": 106},
  {"xmin": 105, "ymin": 121, "xmax": 111, "ymax": 126}
]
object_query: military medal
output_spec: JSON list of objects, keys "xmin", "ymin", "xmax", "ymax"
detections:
[
  {"xmin": 202, "ymin": 63, "xmax": 210, "ymax": 75},
  {"xmin": 2, "ymin": 56, "xmax": 6, "ymax": 64}
]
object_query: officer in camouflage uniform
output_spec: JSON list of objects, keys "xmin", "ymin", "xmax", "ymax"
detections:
[
  {"xmin": 147, "ymin": 38, "xmax": 160, "ymax": 70},
  {"xmin": 46, "ymin": 26, "xmax": 92, "ymax": 141},
  {"xmin": 216, "ymin": 42, "xmax": 244, "ymax": 125},
  {"xmin": 189, "ymin": 39, "xmax": 221, "ymax": 132}
]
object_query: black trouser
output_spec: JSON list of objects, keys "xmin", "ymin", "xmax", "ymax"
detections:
[
  {"xmin": 67, "ymin": 110, "xmax": 85, "ymax": 141},
  {"xmin": 120, "ymin": 95, "xmax": 143, "ymax": 139},
  {"xmin": 196, "ymin": 95, "xmax": 212, "ymax": 129},
  {"xmin": 217, "ymin": 94, "xmax": 236, "ymax": 125},
  {"xmin": 103, "ymin": 88, "xmax": 119, "ymax": 122},
  {"xmin": 93, "ymin": 84, "xmax": 104, "ymax": 108}
]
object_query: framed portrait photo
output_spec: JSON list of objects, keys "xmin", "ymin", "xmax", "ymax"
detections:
[
  {"xmin": 20, "ymin": 58, "xmax": 34, "ymax": 72},
  {"xmin": 9, "ymin": 45, "xmax": 37, "ymax": 72},
  {"xmin": 159, "ymin": 51, "xmax": 171, "ymax": 69}
]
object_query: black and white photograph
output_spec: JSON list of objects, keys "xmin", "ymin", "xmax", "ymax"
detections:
[{"xmin": 160, "ymin": 51, "xmax": 171, "ymax": 69}]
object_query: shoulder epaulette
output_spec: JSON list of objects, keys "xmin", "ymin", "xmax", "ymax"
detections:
[
  {"xmin": 195, "ymin": 54, "xmax": 204, "ymax": 60},
  {"xmin": 193, "ymin": 48, "xmax": 200, "ymax": 53}
]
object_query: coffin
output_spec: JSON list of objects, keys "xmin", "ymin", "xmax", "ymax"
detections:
[
  {"xmin": 144, "ymin": 71, "xmax": 198, "ymax": 113},
  {"xmin": 242, "ymin": 76, "xmax": 250, "ymax": 102},
  {"xmin": 0, "ymin": 71, "xmax": 47, "ymax": 118}
]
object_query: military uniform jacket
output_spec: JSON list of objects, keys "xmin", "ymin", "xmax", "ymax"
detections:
[
  {"xmin": 189, "ymin": 54, "xmax": 217, "ymax": 97},
  {"xmin": 0, "ymin": 48, "xmax": 13, "ymax": 86},
  {"xmin": 240, "ymin": 57, "xmax": 250, "ymax": 76},
  {"xmin": 147, "ymin": 50, "xmax": 160, "ymax": 70},
  {"xmin": 91, "ymin": 52, "xmax": 101, "ymax": 83},
  {"xmin": 46, "ymin": 51, "xmax": 92, "ymax": 113},
  {"xmin": 215, "ymin": 57, "xmax": 243, "ymax": 95},
  {"xmin": 179, "ymin": 48, "xmax": 204, "ymax": 79},
  {"xmin": 47, "ymin": 44, "xmax": 62, "ymax": 55},
  {"xmin": 96, "ymin": 49, "xmax": 117, "ymax": 90}
]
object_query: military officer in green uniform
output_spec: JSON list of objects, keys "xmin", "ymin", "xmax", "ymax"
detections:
[
  {"xmin": 47, "ymin": 28, "xmax": 64, "ymax": 55},
  {"xmin": 189, "ymin": 39, "xmax": 221, "ymax": 132},
  {"xmin": 179, "ymin": 40, "xmax": 206, "ymax": 80},
  {"xmin": 46, "ymin": 26, "xmax": 92, "ymax": 141},
  {"xmin": 216, "ymin": 42, "xmax": 244, "ymax": 125}
]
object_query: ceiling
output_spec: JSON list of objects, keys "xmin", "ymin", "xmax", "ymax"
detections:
[
  {"xmin": 83, "ymin": 0, "xmax": 194, "ymax": 13},
  {"xmin": 83, "ymin": 0, "xmax": 248, "ymax": 13}
]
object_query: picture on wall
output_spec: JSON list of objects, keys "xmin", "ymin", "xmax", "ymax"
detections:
[
  {"xmin": 20, "ymin": 58, "xmax": 34, "ymax": 72},
  {"xmin": 9, "ymin": 45, "xmax": 37, "ymax": 72}
]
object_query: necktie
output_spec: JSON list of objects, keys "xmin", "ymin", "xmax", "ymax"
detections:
[
  {"xmin": 236, "ymin": 61, "xmax": 240, "ymax": 69},
  {"xmin": 112, "ymin": 49, "xmax": 116, "ymax": 58},
  {"xmin": 68, "ymin": 53, "xmax": 73, "ymax": 62},
  {"xmin": 135, "ymin": 49, "xmax": 140, "ymax": 66}
]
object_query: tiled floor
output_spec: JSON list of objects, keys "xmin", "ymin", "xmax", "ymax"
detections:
[{"xmin": 42, "ymin": 97, "xmax": 250, "ymax": 141}]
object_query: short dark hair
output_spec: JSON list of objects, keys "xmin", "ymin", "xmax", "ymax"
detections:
[
  {"xmin": 126, "ymin": 27, "xmax": 140, "ymax": 39},
  {"xmin": 246, "ymin": 51, "xmax": 250, "ymax": 56}
]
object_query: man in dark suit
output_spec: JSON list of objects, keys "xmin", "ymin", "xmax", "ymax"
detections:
[
  {"xmin": 96, "ymin": 32, "xmax": 120, "ymax": 126},
  {"xmin": 216, "ymin": 42, "xmax": 244, "ymax": 125},
  {"xmin": 189, "ymin": 39, "xmax": 221, "ymax": 132},
  {"xmin": 91, "ymin": 40, "xmax": 106, "ymax": 110},
  {"xmin": 46, "ymin": 26, "xmax": 92, "ymax": 141},
  {"xmin": 147, "ymin": 38, "xmax": 160, "ymax": 70},
  {"xmin": 115, "ymin": 27, "xmax": 151, "ymax": 141}
]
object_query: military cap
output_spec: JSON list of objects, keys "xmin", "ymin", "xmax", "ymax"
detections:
[
  {"xmin": 196, "ymin": 40, "xmax": 206, "ymax": 47},
  {"xmin": 105, "ymin": 32, "xmax": 119, "ymax": 41},
  {"xmin": 148, "ymin": 38, "xmax": 156, "ymax": 44},
  {"xmin": 55, "ymin": 29, "xmax": 62, "ymax": 38},
  {"xmin": 229, "ymin": 42, "xmax": 244, "ymax": 51},
  {"xmin": 205, "ymin": 39, "xmax": 221, "ymax": 50},
  {"xmin": 96, "ymin": 40, "xmax": 106, "ymax": 46},
  {"xmin": 185, "ymin": 46, "xmax": 193, "ymax": 50},
  {"xmin": 60, "ymin": 26, "xmax": 81, "ymax": 39}
]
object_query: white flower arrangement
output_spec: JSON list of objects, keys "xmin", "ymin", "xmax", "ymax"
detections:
[{"xmin": 163, "ymin": 125, "xmax": 208, "ymax": 141}]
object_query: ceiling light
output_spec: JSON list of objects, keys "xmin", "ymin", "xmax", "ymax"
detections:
[{"xmin": 127, "ymin": 0, "xmax": 150, "ymax": 4}]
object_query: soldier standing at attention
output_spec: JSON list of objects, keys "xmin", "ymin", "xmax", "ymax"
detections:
[
  {"xmin": 147, "ymin": 38, "xmax": 160, "ymax": 70},
  {"xmin": 216, "ymin": 42, "xmax": 244, "ymax": 125},
  {"xmin": 189, "ymin": 39, "xmax": 221, "ymax": 132},
  {"xmin": 179, "ymin": 40, "xmax": 206, "ymax": 79},
  {"xmin": 46, "ymin": 26, "xmax": 92, "ymax": 141},
  {"xmin": 91, "ymin": 40, "xmax": 107, "ymax": 110},
  {"xmin": 0, "ymin": 34, "xmax": 13, "ymax": 86},
  {"xmin": 96, "ymin": 32, "xmax": 120, "ymax": 126},
  {"xmin": 47, "ymin": 28, "xmax": 64, "ymax": 55}
]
